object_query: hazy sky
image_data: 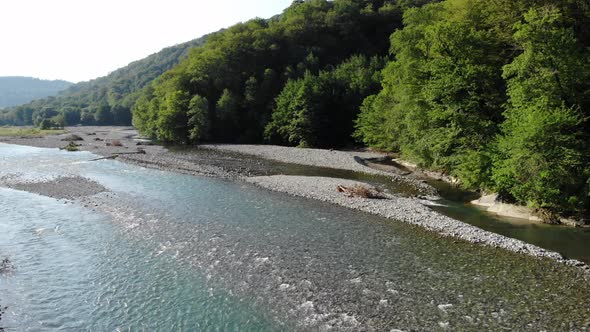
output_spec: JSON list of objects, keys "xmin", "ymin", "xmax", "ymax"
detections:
[{"xmin": 0, "ymin": 0, "xmax": 293, "ymax": 83}]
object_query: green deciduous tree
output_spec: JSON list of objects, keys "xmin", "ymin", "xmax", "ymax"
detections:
[
  {"xmin": 493, "ymin": 6, "xmax": 590, "ymax": 215},
  {"xmin": 156, "ymin": 90, "xmax": 190, "ymax": 143},
  {"xmin": 134, "ymin": 0, "xmax": 406, "ymax": 145},
  {"xmin": 356, "ymin": 0, "xmax": 507, "ymax": 176},
  {"xmin": 266, "ymin": 55, "xmax": 384, "ymax": 147},
  {"xmin": 94, "ymin": 103, "xmax": 113, "ymax": 125},
  {"xmin": 187, "ymin": 95, "xmax": 210, "ymax": 142}
]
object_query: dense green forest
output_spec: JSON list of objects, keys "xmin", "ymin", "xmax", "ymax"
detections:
[
  {"xmin": 133, "ymin": 0, "xmax": 414, "ymax": 145},
  {"xmin": 354, "ymin": 0, "xmax": 590, "ymax": 219},
  {"xmin": 0, "ymin": 35, "xmax": 209, "ymax": 127},
  {"xmin": 0, "ymin": 77, "xmax": 72, "ymax": 108},
  {"xmin": 132, "ymin": 0, "xmax": 589, "ymax": 219}
]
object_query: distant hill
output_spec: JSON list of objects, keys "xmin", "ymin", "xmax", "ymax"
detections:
[
  {"xmin": 0, "ymin": 33, "xmax": 210, "ymax": 126},
  {"xmin": 0, "ymin": 77, "xmax": 72, "ymax": 108}
]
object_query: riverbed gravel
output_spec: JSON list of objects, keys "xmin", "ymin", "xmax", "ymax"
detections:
[{"xmin": 0, "ymin": 127, "xmax": 438, "ymax": 196}]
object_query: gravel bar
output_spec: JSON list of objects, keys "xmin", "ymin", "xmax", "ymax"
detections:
[
  {"xmin": 247, "ymin": 175, "xmax": 589, "ymax": 270},
  {"xmin": 0, "ymin": 175, "xmax": 107, "ymax": 200},
  {"xmin": 201, "ymin": 144, "xmax": 385, "ymax": 172},
  {"xmin": 202, "ymin": 144, "xmax": 438, "ymax": 197}
]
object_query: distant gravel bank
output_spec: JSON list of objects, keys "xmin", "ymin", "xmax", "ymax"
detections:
[
  {"xmin": 0, "ymin": 127, "xmax": 438, "ymax": 197},
  {"xmin": 201, "ymin": 144, "xmax": 385, "ymax": 172},
  {"xmin": 202, "ymin": 144, "xmax": 438, "ymax": 198}
]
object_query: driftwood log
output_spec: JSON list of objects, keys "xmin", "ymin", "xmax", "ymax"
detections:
[
  {"xmin": 89, "ymin": 155, "xmax": 118, "ymax": 162},
  {"xmin": 88, "ymin": 150, "xmax": 146, "ymax": 162},
  {"xmin": 336, "ymin": 184, "xmax": 386, "ymax": 199}
]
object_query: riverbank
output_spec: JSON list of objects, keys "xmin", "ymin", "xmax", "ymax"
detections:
[
  {"xmin": 0, "ymin": 126, "xmax": 588, "ymax": 270},
  {"xmin": 365, "ymin": 155, "xmax": 590, "ymax": 227},
  {"xmin": 0, "ymin": 127, "xmax": 437, "ymax": 197}
]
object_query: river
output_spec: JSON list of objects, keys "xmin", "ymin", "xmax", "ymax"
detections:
[{"xmin": 0, "ymin": 143, "xmax": 589, "ymax": 331}]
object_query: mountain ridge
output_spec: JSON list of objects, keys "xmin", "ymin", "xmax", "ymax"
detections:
[
  {"xmin": 0, "ymin": 77, "xmax": 72, "ymax": 108},
  {"xmin": 0, "ymin": 33, "xmax": 211, "ymax": 125}
]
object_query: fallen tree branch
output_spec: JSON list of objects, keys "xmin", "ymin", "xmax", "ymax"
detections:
[
  {"xmin": 336, "ymin": 184, "xmax": 387, "ymax": 199},
  {"xmin": 88, "ymin": 149, "xmax": 146, "ymax": 162}
]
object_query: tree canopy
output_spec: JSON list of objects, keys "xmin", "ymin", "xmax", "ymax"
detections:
[
  {"xmin": 354, "ymin": 0, "xmax": 590, "ymax": 217},
  {"xmin": 132, "ymin": 0, "xmax": 413, "ymax": 144},
  {"xmin": 131, "ymin": 0, "xmax": 589, "ymax": 217}
]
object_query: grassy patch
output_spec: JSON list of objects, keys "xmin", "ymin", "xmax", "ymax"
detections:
[{"xmin": 0, "ymin": 126, "xmax": 67, "ymax": 137}]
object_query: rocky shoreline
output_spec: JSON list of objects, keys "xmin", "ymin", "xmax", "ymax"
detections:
[{"xmin": 0, "ymin": 126, "xmax": 588, "ymax": 271}]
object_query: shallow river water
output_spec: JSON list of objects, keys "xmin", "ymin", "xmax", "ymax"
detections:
[
  {"xmin": 257, "ymin": 155, "xmax": 590, "ymax": 264},
  {"xmin": 0, "ymin": 143, "xmax": 589, "ymax": 331}
]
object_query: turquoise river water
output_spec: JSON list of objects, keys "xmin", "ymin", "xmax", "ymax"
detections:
[{"xmin": 0, "ymin": 143, "xmax": 589, "ymax": 331}]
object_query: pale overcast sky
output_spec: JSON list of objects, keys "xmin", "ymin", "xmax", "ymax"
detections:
[{"xmin": 0, "ymin": 0, "xmax": 293, "ymax": 83}]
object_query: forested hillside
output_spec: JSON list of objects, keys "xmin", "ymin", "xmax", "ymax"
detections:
[
  {"xmin": 133, "ymin": 0, "xmax": 589, "ymax": 219},
  {"xmin": 0, "ymin": 77, "xmax": 71, "ymax": 108},
  {"xmin": 133, "ymin": 0, "xmax": 417, "ymax": 145},
  {"xmin": 0, "ymin": 34, "xmax": 209, "ymax": 127}
]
